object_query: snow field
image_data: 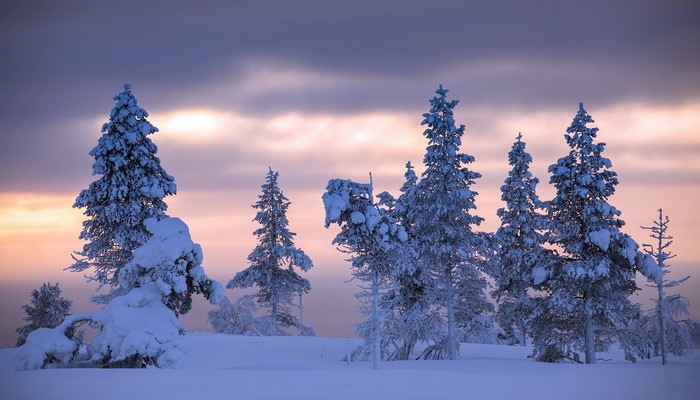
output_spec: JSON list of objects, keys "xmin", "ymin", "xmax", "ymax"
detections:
[{"xmin": 1, "ymin": 333, "xmax": 698, "ymax": 400}]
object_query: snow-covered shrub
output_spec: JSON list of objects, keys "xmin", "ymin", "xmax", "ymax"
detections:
[
  {"xmin": 208, "ymin": 295, "xmax": 260, "ymax": 335},
  {"xmin": 13, "ymin": 286, "xmax": 186, "ymax": 370},
  {"xmin": 16, "ymin": 282, "xmax": 72, "ymax": 346},
  {"xmin": 119, "ymin": 217, "xmax": 224, "ymax": 315},
  {"xmin": 14, "ymin": 217, "xmax": 223, "ymax": 370}
]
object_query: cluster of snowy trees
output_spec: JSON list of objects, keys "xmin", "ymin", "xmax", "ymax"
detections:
[
  {"xmin": 14, "ymin": 85, "xmax": 223, "ymax": 370},
  {"xmin": 323, "ymin": 86, "xmax": 695, "ymax": 367},
  {"xmin": 14, "ymin": 84, "xmax": 315, "ymax": 370},
  {"xmin": 11, "ymin": 84, "xmax": 697, "ymax": 370}
]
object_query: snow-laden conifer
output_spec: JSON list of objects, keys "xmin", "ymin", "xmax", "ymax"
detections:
[
  {"xmin": 16, "ymin": 283, "xmax": 73, "ymax": 346},
  {"xmin": 492, "ymin": 133, "xmax": 547, "ymax": 346},
  {"xmin": 70, "ymin": 84, "xmax": 176, "ymax": 301},
  {"xmin": 641, "ymin": 209, "xmax": 693, "ymax": 364},
  {"xmin": 323, "ymin": 177, "xmax": 408, "ymax": 369},
  {"xmin": 533, "ymin": 103, "xmax": 661, "ymax": 363},
  {"xmin": 378, "ymin": 162, "xmax": 445, "ymax": 360},
  {"xmin": 228, "ymin": 168, "xmax": 313, "ymax": 336},
  {"xmin": 408, "ymin": 85, "xmax": 492, "ymax": 360}
]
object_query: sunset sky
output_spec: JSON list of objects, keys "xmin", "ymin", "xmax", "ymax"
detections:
[{"xmin": 1, "ymin": 0, "xmax": 699, "ymax": 345}]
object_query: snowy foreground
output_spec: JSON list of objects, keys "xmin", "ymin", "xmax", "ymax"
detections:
[{"xmin": 1, "ymin": 333, "xmax": 699, "ymax": 400}]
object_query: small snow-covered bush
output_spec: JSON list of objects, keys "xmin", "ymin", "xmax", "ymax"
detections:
[{"xmin": 208, "ymin": 295, "xmax": 260, "ymax": 335}]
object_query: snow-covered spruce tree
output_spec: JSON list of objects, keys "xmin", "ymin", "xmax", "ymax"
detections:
[
  {"xmin": 492, "ymin": 133, "xmax": 546, "ymax": 346},
  {"xmin": 323, "ymin": 178, "xmax": 408, "ymax": 369},
  {"xmin": 16, "ymin": 283, "xmax": 72, "ymax": 346},
  {"xmin": 641, "ymin": 209, "xmax": 692, "ymax": 364},
  {"xmin": 70, "ymin": 84, "xmax": 176, "ymax": 302},
  {"xmin": 408, "ymin": 85, "xmax": 492, "ymax": 360},
  {"xmin": 533, "ymin": 103, "xmax": 661, "ymax": 364},
  {"xmin": 228, "ymin": 168, "xmax": 313, "ymax": 336},
  {"xmin": 377, "ymin": 162, "xmax": 445, "ymax": 360}
]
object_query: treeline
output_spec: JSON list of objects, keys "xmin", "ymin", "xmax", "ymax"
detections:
[{"xmin": 12, "ymin": 84, "xmax": 698, "ymax": 370}]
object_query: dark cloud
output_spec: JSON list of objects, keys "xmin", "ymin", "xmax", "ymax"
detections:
[{"xmin": 1, "ymin": 0, "xmax": 699, "ymax": 192}]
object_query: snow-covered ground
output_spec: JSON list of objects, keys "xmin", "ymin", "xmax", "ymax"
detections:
[{"xmin": 1, "ymin": 333, "xmax": 698, "ymax": 400}]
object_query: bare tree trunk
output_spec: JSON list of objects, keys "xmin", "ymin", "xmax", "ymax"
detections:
[
  {"xmin": 658, "ymin": 284, "xmax": 667, "ymax": 365},
  {"xmin": 372, "ymin": 273, "xmax": 380, "ymax": 370},
  {"xmin": 445, "ymin": 268, "xmax": 457, "ymax": 360},
  {"xmin": 271, "ymin": 301, "xmax": 277, "ymax": 336},
  {"xmin": 584, "ymin": 299, "xmax": 596, "ymax": 364}
]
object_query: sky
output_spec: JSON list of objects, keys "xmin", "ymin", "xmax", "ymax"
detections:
[{"xmin": 1, "ymin": 0, "xmax": 699, "ymax": 345}]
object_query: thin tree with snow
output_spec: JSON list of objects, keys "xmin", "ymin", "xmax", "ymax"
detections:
[
  {"xmin": 377, "ymin": 162, "xmax": 445, "ymax": 360},
  {"xmin": 323, "ymin": 177, "xmax": 408, "ymax": 369},
  {"xmin": 228, "ymin": 168, "xmax": 313, "ymax": 336},
  {"xmin": 70, "ymin": 84, "xmax": 176, "ymax": 302},
  {"xmin": 532, "ymin": 103, "xmax": 661, "ymax": 363},
  {"xmin": 492, "ymin": 133, "xmax": 546, "ymax": 346},
  {"xmin": 408, "ymin": 85, "xmax": 491, "ymax": 360},
  {"xmin": 16, "ymin": 283, "xmax": 73, "ymax": 346},
  {"xmin": 641, "ymin": 209, "xmax": 692, "ymax": 364}
]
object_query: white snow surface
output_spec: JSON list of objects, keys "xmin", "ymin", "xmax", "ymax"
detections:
[{"xmin": 2, "ymin": 333, "xmax": 698, "ymax": 400}]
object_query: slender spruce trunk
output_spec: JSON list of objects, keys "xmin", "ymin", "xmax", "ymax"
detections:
[{"xmin": 445, "ymin": 268, "xmax": 457, "ymax": 360}]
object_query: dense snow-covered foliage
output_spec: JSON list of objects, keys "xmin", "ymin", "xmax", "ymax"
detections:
[
  {"xmin": 70, "ymin": 84, "xmax": 176, "ymax": 301},
  {"xmin": 228, "ymin": 169, "xmax": 313, "ymax": 336},
  {"xmin": 492, "ymin": 133, "xmax": 547, "ymax": 346},
  {"xmin": 323, "ymin": 178, "xmax": 408, "ymax": 368},
  {"xmin": 406, "ymin": 85, "xmax": 492, "ymax": 360},
  {"xmin": 119, "ymin": 217, "xmax": 224, "ymax": 315},
  {"xmin": 15, "ymin": 283, "xmax": 73, "ymax": 346},
  {"xmin": 532, "ymin": 103, "xmax": 662, "ymax": 364},
  {"xmin": 14, "ymin": 217, "xmax": 222, "ymax": 370},
  {"xmin": 641, "ymin": 209, "xmax": 693, "ymax": 364}
]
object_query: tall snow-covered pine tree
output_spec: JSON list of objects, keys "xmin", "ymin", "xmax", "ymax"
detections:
[
  {"xmin": 534, "ymin": 103, "xmax": 660, "ymax": 363},
  {"xmin": 70, "ymin": 84, "xmax": 176, "ymax": 300},
  {"xmin": 409, "ymin": 85, "xmax": 491, "ymax": 360},
  {"xmin": 228, "ymin": 168, "xmax": 313, "ymax": 336}
]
